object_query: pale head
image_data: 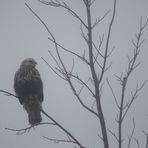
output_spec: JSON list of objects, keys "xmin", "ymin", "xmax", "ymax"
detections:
[{"xmin": 20, "ymin": 58, "xmax": 37, "ymax": 68}]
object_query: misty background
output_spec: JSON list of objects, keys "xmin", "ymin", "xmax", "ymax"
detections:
[{"xmin": 0, "ymin": 0, "xmax": 148, "ymax": 148}]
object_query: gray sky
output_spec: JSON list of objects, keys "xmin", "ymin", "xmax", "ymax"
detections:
[{"xmin": 0, "ymin": 0, "xmax": 148, "ymax": 148}]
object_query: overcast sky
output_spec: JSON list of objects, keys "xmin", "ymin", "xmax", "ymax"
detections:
[{"xmin": 0, "ymin": 0, "xmax": 148, "ymax": 148}]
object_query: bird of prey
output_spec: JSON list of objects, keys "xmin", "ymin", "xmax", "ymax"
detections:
[{"xmin": 14, "ymin": 58, "xmax": 43, "ymax": 125}]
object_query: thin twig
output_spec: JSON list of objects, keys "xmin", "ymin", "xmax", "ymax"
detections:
[
  {"xmin": 80, "ymin": 22, "xmax": 88, "ymax": 43},
  {"xmin": 122, "ymin": 80, "xmax": 147, "ymax": 120},
  {"xmin": 90, "ymin": 0, "xmax": 96, "ymax": 6},
  {"xmin": 104, "ymin": 62, "xmax": 112, "ymax": 72},
  {"xmin": 106, "ymin": 78, "xmax": 119, "ymax": 108},
  {"xmin": 91, "ymin": 99, "xmax": 96, "ymax": 110},
  {"xmin": 43, "ymin": 136, "xmax": 76, "ymax": 144},
  {"xmin": 108, "ymin": 128, "xmax": 119, "ymax": 142},
  {"xmin": 127, "ymin": 118, "xmax": 135, "ymax": 148},
  {"xmin": 134, "ymin": 138, "xmax": 140, "ymax": 148},
  {"xmin": 92, "ymin": 10, "xmax": 111, "ymax": 29},
  {"xmin": 78, "ymin": 77, "xmax": 91, "ymax": 95},
  {"xmin": 5, "ymin": 122, "xmax": 56, "ymax": 135},
  {"xmin": 0, "ymin": 90, "xmax": 18, "ymax": 99},
  {"xmin": 48, "ymin": 50, "xmax": 62, "ymax": 70},
  {"xmin": 92, "ymin": 39, "xmax": 104, "ymax": 59},
  {"xmin": 93, "ymin": 35, "xmax": 104, "ymax": 65},
  {"xmin": 143, "ymin": 131, "xmax": 148, "ymax": 148}
]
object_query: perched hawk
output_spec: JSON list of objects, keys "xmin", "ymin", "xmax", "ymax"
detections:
[{"xmin": 14, "ymin": 58, "xmax": 43, "ymax": 125}]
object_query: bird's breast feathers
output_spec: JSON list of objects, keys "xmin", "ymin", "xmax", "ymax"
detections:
[{"xmin": 16, "ymin": 67, "xmax": 41, "ymax": 82}]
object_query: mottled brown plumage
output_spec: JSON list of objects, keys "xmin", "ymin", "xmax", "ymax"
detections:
[{"xmin": 14, "ymin": 58, "xmax": 43, "ymax": 125}]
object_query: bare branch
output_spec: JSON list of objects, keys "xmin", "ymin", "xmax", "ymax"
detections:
[
  {"xmin": 143, "ymin": 131, "xmax": 148, "ymax": 148},
  {"xmin": 5, "ymin": 127, "xmax": 32, "ymax": 135},
  {"xmin": 66, "ymin": 79, "xmax": 99, "ymax": 118},
  {"xmin": 117, "ymin": 17, "xmax": 148, "ymax": 148},
  {"xmin": 122, "ymin": 80, "xmax": 147, "ymax": 120},
  {"xmin": 90, "ymin": 0, "xmax": 96, "ymax": 6},
  {"xmin": 127, "ymin": 118, "xmax": 135, "ymax": 148},
  {"xmin": 5, "ymin": 122, "xmax": 56, "ymax": 135},
  {"xmin": 107, "ymin": 46, "xmax": 115, "ymax": 57},
  {"xmin": 134, "ymin": 138, "xmax": 140, "ymax": 148},
  {"xmin": 68, "ymin": 58, "xmax": 75, "ymax": 76},
  {"xmin": 0, "ymin": 90, "xmax": 18, "ymax": 99},
  {"xmin": 106, "ymin": 78, "xmax": 119, "ymax": 108},
  {"xmin": 0, "ymin": 87, "xmax": 84, "ymax": 148},
  {"xmin": 38, "ymin": 0, "xmax": 88, "ymax": 28},
  {"xmin": 48, "ymin": 37, "xmax": 90, "ymax": 65},
  {"xmin": 38, "ymin": 0, "xmax": 61, "ymax": 7},
  {"xmin": 25, "ymin": 3, "xmax": 54, "ymax": 43},
  {"xmin": 125, "ymin": 17, "xmax": 148, "ymax": 79},
  {"xmin": 114, "ymin": 73, "xmax": 123, "ymax": 84},
  {"xmin": 108, "ymin": 129, "xmax": 119, "ymax": 142},
  {"xmin": 78, "ymin": 77, "xmax": 92, "ymax": 95},
  {"xmin": 92, "ymin": 10, "xmax": 110, "ymax": 29},
  {"xmin": 104, "ymin": 62, "xmax": 112, "ymax": 72},
  {"xmin": 80, "ymin": 22, "xmax": 88, "ymax": 43},
  {"xmin": 99, "ymin": 0, "xmax": 117, "ymax": 83},
  {"xmin": 93, "ymin": 35, "xmax": 104, "ymax": 64},
  {"xmin": 48, "ymin": 50, "xmax": 62, "ymax": 70},
  {"xmin": 99, "ymin": 82, "xmax": 104, "ymax": 99},
  {"xmin": 91, "ymin": 99, "xmax": 96, "ymax": 110},
  {"xmin": 98, "ymin": 133, "xmax": 103, "ymax": 141},
  {"xmin": 92, "ymin": 38, "xmax": 104, "ymax": 59},
  {"xmin": 83, "ymin": 1, "xmax": 118, "ymax": 148},
  {"xmin": 43, "ymin": 136, "xmax": 77, "ymax": 145},
  {"xmin": 41, "ymin": 109, "xmax": 85, "ymax": 148},
  {"xmin": 140, "ymin": 17, "xmax": 148, "ymax": 31},
  {"xmin": 41, "ymin": 57, "xmax": 66, "ymax": 80}
]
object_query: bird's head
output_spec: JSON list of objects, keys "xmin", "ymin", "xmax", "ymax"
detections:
[{"xmin": 20, "ymin": 58, "xmax": 37, "ymax": 68}]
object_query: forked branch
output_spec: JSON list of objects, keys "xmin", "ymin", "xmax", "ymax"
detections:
[
  {"xmin": 38, "ymin": 0, "xmax": 87, "ymax": 28},
  {"xmin": 41, "ymin": 109, "xmax": 84, "ymax": 148}
]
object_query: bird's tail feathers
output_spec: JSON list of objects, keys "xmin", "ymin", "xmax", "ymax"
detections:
[{"xmin": 23, "ymin": 96, "xmax": 42, "ymax": 125}]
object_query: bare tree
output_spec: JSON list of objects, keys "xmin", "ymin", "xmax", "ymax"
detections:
[{"xmin": 0, "ymin": 0, "xmax": 148, "ymax": 148}]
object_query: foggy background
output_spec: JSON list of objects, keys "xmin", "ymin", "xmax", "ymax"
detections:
[{"xmin": 0, "ymin": 0, "xmax": 148, "ymax": 148}]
